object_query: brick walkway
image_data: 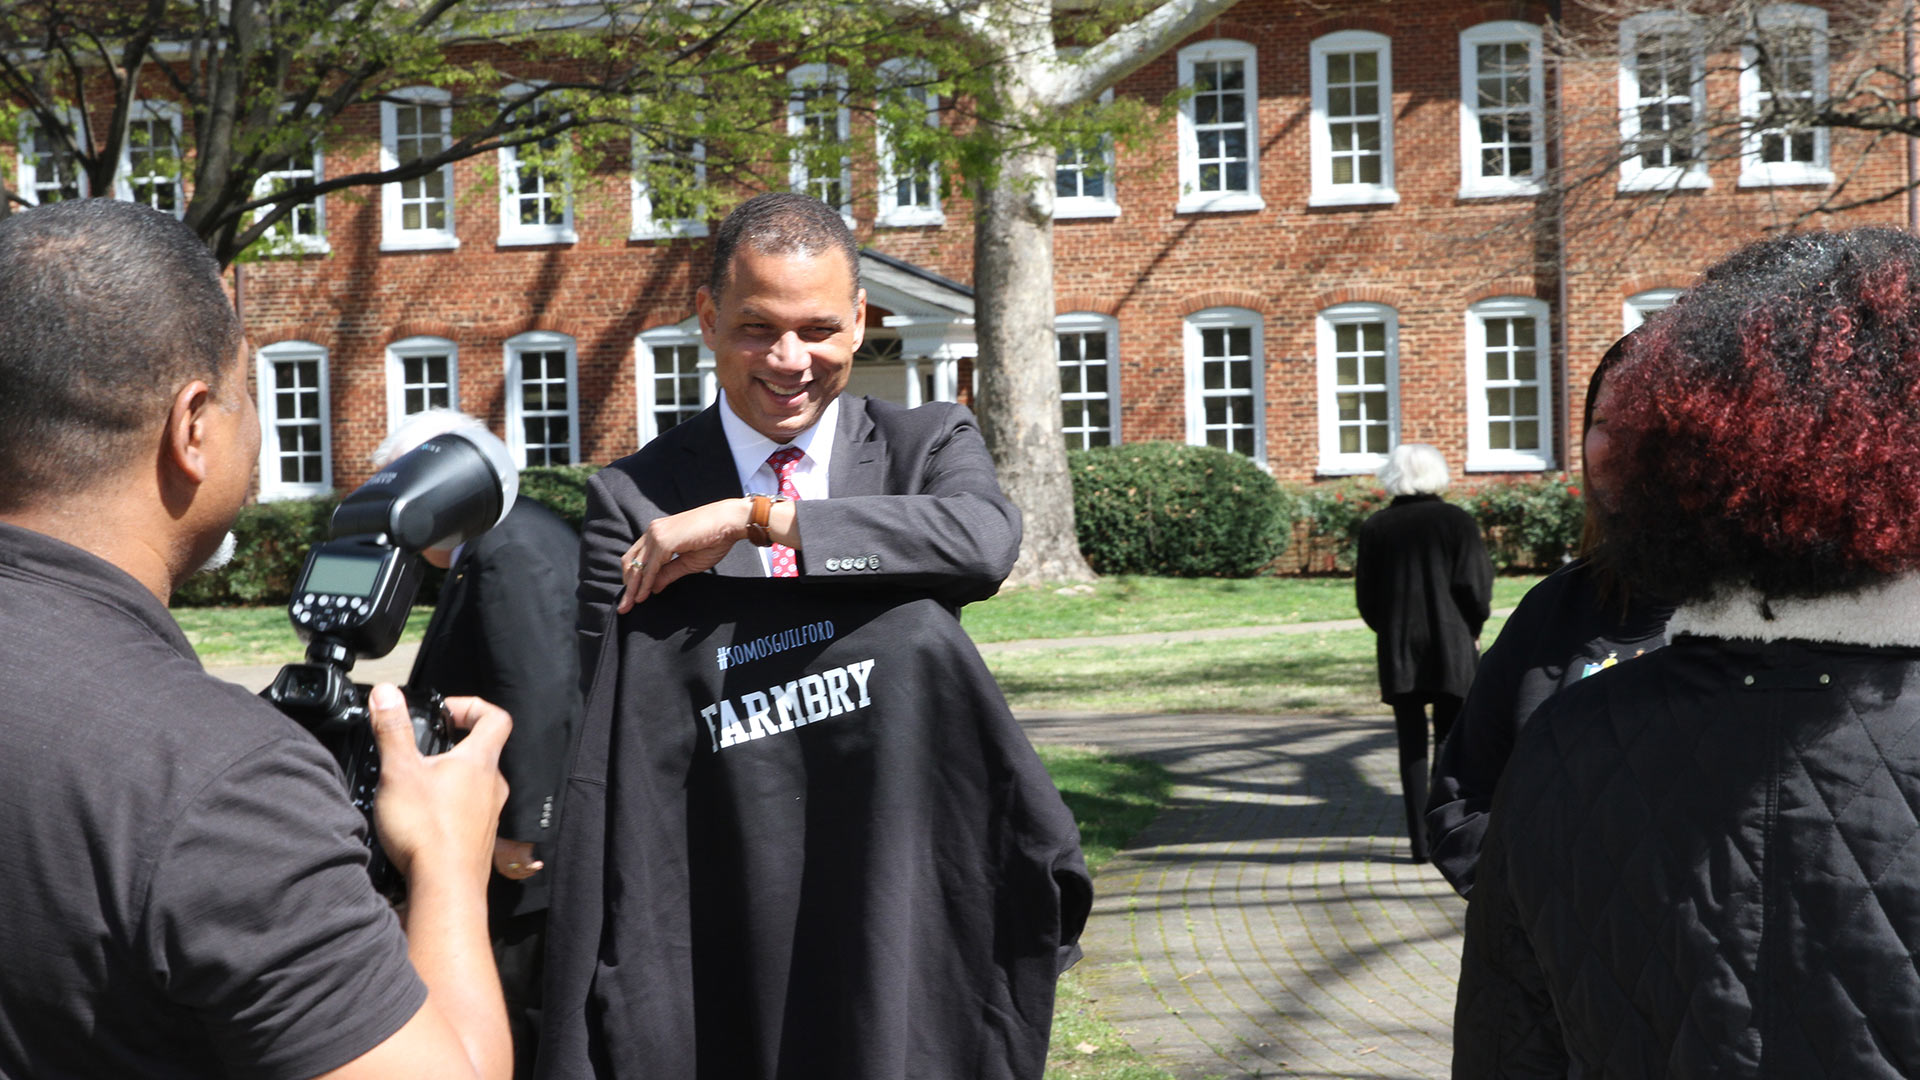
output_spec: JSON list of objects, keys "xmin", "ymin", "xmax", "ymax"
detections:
[{"xmin": 1021, "ymin": 710, "xmax": 1465, "ymax": 1080}]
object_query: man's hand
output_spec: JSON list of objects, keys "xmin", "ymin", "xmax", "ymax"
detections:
[
  {"xmin": 493, "ymin": 838, "xmax": 543, "ymax": 881},
  {"xmin": 617, "ymin": 497, "xmax": 752, "ymax": 612},
  {"xmin": 368, "ymin": 685, "xmax": 511, "ymax": 889}
]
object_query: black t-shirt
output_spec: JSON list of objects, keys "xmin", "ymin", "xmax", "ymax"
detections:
[{"xmin": 0, "ymin": 524, "xmax": 426, "ymax": 1079}]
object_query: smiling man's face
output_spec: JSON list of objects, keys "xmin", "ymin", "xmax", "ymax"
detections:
[{"xmin": 698, "ymin": 246, "xmax": 867, "ymax": 444}]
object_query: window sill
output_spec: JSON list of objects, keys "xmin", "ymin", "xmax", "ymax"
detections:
[
  {"xmin": 630, "ymin": 221, "xmax": 711, "ymax": 240},
  {"xmin": 1176, "ymin": 192, "xmax": 1266, "ymax": 214},
  {"xmin": 875, "ymin": 208, "xmax": 946, "ymax": 228},
  {"xmin": 1466, "ymin": 454, "xmax": 1556, "ymax": 473},
  {"xmin": 498, "ymin": 228, "xmax": 578, "ymax": 247},
  {"xmin": 258, "ymin": 484, "xmax": 333, "ymax": 502},
  {"xmin": 1737, "ymin": 166, "xmax": 1833, "ymax": 189},
  {"xmin": 1315, "ymin": 457, "xmax": 1388, "ymax": 477},
  {"xmin": 258, "ymin": 238, "xmax": 332, "ymax": 257},
  {"xmin": 380, "ymin": 233, "xmax": 461, "ymax": 253},
  {"xmin": 1458, "ymin": 179, "xmax": 1543, "ymax": 200},
  {"xmin": 1308, "ymin": 187, "xmax": 1399, "ymax": 209},
  {"xmin": 1616, "ymin": 168, "xmax": 1711, "ymax": 193},
  {"xmin": 1054, "ymin": 200, "xmax": 1121, "ymax": 220}
]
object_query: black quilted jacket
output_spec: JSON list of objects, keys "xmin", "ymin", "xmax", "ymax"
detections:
[{"xmin": 1455, "ymin": 628, "xmax": 1920, "ymax": 1078}]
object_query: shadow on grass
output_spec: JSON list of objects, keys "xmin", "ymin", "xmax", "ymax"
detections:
[{"xmin": 995, "ymin": 647, "xmax": 1380, "ymax": 713}]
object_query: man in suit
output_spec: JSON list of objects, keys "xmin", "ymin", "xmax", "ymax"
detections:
[
  {"xmin": 378, "ymin": 410, "xmax": 582, "ymax": 1079},
  {"xmin": 576, "ymin": 192, "xmax": 1021, "ymax": 677}
]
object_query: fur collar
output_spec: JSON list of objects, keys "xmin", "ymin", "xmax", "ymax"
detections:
[{"xmin": 1668, "ymin": 575, "xmax": 1920, "ymax": 648}]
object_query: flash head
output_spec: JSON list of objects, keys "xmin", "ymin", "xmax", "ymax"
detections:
[{"xmin": 329, "ymin": 429, "xmax": 518, "ymax": 551}]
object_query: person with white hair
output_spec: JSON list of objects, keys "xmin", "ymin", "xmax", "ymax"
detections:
[
  {"xmin": 1354, "ymin": 443, "xmax": 1493, "ymax": 862},
  {"xmin": 378, "ymin": 409, "xmax": 582, "ymax": 1078}
]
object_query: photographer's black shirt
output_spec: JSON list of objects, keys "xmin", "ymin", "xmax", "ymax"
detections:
[{"xmin": 0, "ymin": 524, "xmax": 426, "ymax": 1079}]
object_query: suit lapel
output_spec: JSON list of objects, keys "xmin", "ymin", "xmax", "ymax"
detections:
[
  {"xmin": 830, "ymin": 395, "xmax": 886, "ymax": 497},
  {"xmin": 680, "ymin": 405, "xmax": 768, "ymax": 577}
]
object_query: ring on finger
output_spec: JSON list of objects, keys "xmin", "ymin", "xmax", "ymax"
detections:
[{"xmin": 630, "ymin": 556, "xmax": 645, "ymax": 572}]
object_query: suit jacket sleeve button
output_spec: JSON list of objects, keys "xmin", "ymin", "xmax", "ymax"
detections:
[
  {"xmin": 868, "ymin": 553, "xmax": 881, "ymax": 570},
  {"xmin": 825, "ymin": 557, "xmax": 840, "ymax": 571}
]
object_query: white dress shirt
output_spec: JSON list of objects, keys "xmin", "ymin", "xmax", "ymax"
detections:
[{"xmin": 717, "ymin": 391, "xmax": 839, "ymax": 575}]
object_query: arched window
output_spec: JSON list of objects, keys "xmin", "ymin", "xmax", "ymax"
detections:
[
  {"xmin": 504, "ymin": 331, "xmax": 579, "ymax": 466},
  {"xmin": 1185, "ymin": 307, "xmax": 1265, "ymax": 461},
  {"xmin": 256, "ymin": 341, "xmax": 331, "ymax": 499},
  {"xmin": 1465, "ymin": 297, "xmax": 1555, "ymax": 471},
  {"xmin": 1315, "ymin": 303, "xmax": 1399, "ymax": 473}
]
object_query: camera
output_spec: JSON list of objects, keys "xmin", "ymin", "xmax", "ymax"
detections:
[{"xmin": 263, "ymin": 429, "xmax": 519, "ymax": 896}]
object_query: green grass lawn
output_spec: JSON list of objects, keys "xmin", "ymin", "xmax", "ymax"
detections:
[
  {"xmin": 965, "ymin": 573, "xmax": 1541, "ymax": 643},
  {"xmin": 181, "ymin": 573, "xmax": 1544, "ymax": 667},
  {"xmin": 987, "ymin": 608, "xmax": 1516, "ymax": 717},
  {"xmin": 175, "ymin": 605, "xmax": 435, "ymax": 666},
  {"xmin": 1036, "ymin": 745, "xmax": 1176, "ymax": 1080}
]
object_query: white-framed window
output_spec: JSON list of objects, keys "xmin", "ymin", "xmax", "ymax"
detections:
[
  {"xmin": 1316, "ymin": 303, "xmax": 1400, "ymax": 474},
  {"xmin": 1619, "ymin": 13, "xmax": 1709, "ymax": 192},
  {"xmin": 876, "ymin": 58, "xmax": 943, "ymax": 228},
  {"xmin": 16, "ymin": 112, "xmax": 87, "ymax": 205},
  {"xmin": 251, "ymin": 133, "xmax": 327, "ymax": 254},
  {"xmin": 116, "ymin": 102, "xmax": 183, "ymax": 216},
  {"xmin": 1739, "ymin": 4, "xmax": 1830, "ymax": 187},
  {"xmin": 1459, "ymin": 22, "xmax": 1545, "ymax": 198},
  {"xmin": 636, "ymin": 319, "xmax": 716, "ymax": 444},
  {"xmin": 1465, "ymin": 297, "xmax": 1555, "ymax": 471},
  {"xmin": 385, "ymin": 336, "xmax": 459, "ymax": 428},
  {"xmin": 1311, "ymin": 31, "xmax": 1396, "ymax": 208},
  {"xmin": 505, "ymin": 331, "xmax": 578, "ymax": 467},
  {"xmin": 498, "ymin": 85, "xmax": 576, "ymax": 246},
  {"xmin": 380, "ymin": 87, "xmax": 458, "ymax": 251},
  {"xmin": 1177, "ymin": 40, "xmax": 1263, "ymax": 214},
  {"xmin": 1055, "ymin": 89, "xmax": 1120, "ymax": 219},
  {"xmin": 1183, "ymin": 308, "xmax": 1265, "ymax": 460},
  {"xmin": 632, "ymin": 130, "xmax": 708, "ymax": 239},
  {"xmin": 256, "ymin": 341, "xmax": 331, "ymax": 499},
  {"xmin": 788, "ymin": 64, "xmax": 852, "ymax": 223},
  {"xmin": 1057, "ymin": 312, "xmax": 1120, "ymax": 450},
  {"xmin": 1624, "ymin": 287, "xmax": 1682, "ymax": 330}
]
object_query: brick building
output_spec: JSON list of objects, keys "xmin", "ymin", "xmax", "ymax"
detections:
[{"xmin": 23, "ymin": 0, "xmax": 1906, "ymax": 496}]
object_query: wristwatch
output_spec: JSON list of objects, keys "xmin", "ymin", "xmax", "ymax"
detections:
[{"xmin": 744, "ymin": 493, "xmax": 790, "ymax": 547}]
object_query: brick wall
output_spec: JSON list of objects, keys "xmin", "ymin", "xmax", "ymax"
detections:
[{"xmin": 224, "ymin": 0, "xmax": 1910, "ymax": 492}]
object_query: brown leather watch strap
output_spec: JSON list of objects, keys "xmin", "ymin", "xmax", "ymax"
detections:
[{"xmin": 745, "ymin": 494, "xmax": 775, "ymax": 547}]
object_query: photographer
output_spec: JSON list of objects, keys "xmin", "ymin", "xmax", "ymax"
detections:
[{"xmin": 0, "ymin": 199, "xmax": 512, "ymax": 1079}]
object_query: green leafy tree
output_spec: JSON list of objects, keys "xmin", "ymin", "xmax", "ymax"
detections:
[{"xmin": 0, "ymin": 0, "xmax": 1247, "ymax": 585}]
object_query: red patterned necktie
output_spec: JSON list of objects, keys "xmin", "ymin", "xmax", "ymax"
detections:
[{"xmin": 766, "ymin": 446, "xmax": 804, "ymax": 578}]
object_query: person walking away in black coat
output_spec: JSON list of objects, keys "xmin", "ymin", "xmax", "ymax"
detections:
[
  {"xmin": 1455, "ymin": 227, "xmax": 1920, "ymax": 1077},
  {"xmin": 1354, "ymin": 443, "xmax": 1492, "ymax": 862},
  {"xmin": 1426, "ymin": 331, "xmax": 1673, "ymax": 897},
  {"xmin": 378, "ymin": 410, "xmax": 584, "ymax": 1079}
]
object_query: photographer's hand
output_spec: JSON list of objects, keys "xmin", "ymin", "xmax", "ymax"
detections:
[{"xmin": 329, "ymin": 685, "xmax": 513, "ymax": 1080}]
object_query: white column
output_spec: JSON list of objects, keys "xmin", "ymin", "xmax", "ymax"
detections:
[{"xmin": 883, "ymin": 315, "xmax": 976, "ymax": 404}]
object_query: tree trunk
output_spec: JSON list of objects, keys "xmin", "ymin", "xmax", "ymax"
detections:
[{"xmin": 972, "ymin": 142, "xmax": 1096, "ymax": 586}]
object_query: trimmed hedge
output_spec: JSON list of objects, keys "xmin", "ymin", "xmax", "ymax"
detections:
[
  {"xmin": 516, "ymin": 463, "xmax": 599, "ymax": 531},
  {"xmin": 1068, "ymin": 442, "xmax": 1293, "ymax": 577},
  {"xmin": 1282, "ymin": 480, "xmax": 1390, "ymax": 574},
  {"xmin": 1280, "ymin": 472, "xmax": 1586, "ymax": 574},
  {"xmin": 1463, "ymin": 473, "xmax": 1586, "ymax": 571},
  {"xmin": 173, "ymin": 463, "xmax": 603, "ymax": 607},
  {"xmin": 172, "ymin": 494, "xmax": 341, "ymax": 606}
]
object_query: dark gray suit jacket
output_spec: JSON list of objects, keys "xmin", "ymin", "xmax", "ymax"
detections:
[
  {"xmin": 410, "ymin": 498, "xmax": 582, "ymax": 917},
  {"xmin": 576, "ymin": 395, "xmax": 1021, "ymax": 680}
]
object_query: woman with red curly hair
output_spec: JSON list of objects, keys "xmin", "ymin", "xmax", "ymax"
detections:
[{"xmin": 1453, "ymin": 227, "xmax": 1920, "ymax": 1077}]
